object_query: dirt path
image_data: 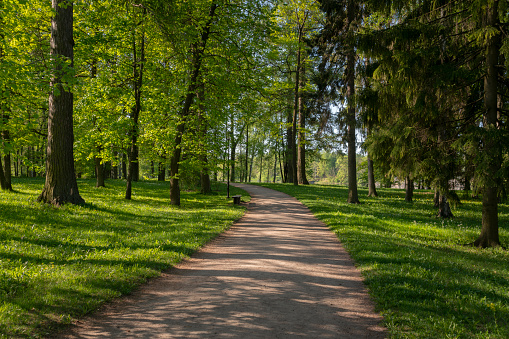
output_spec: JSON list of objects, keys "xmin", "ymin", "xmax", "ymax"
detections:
[{"xmin": 56, "ymin": 184, "xmax": 385, "ymax": 338}]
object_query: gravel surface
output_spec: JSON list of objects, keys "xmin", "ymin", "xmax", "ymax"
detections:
[{"xmin": 56, "ymin": 184, "xmax": 386, "ymax": 338}]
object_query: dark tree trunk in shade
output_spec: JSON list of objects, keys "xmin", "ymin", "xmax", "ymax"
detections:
[
  {"xmin": 95, "ymin": 156, "xmax": 105, "ymax": 187},
  {"xmin": 230, "ymin": 142, "xmax": 237, "ymax": 182},
  {"xmin": 2, "ymin": 127, "xmax": 12, "ymax": 190},
  {"xmin": 0, "ymin": 155, "xmax": 7, "ymax": 190},
  {"xmin": 158, "ymin": 162, "xmax": 165, "ymax": 181},
  {"xmin": 474, "ymin": 1, "xmax": 501, "ymax": 247},
  {"xmin": 367, "ymin": 154, "xmax": 377, "ymax": 197},
  {"xmin": 122, "ymin": 153, "xmax": 127, "ymax": 179},
  {"xmin": 346, "ymin": 50, "xmax": 359, "ymax": 204},
  {"xmin": 437, "ymin": 194, "xmax": 453, "ymax": 218},
  {"xmin": 405, "ymin": 176, "xmax": 414, "ymax": 202},
  {"xmin": 38, "ymin": 0, "xmax": 84, "ymax": 206}
]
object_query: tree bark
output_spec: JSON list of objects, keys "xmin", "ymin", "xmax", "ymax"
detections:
[
  {"xmin": 286, "ymin": 106, "xmax": 294, "ymax": 184},
  {"xmin": 158, "ymin": 162, "xmax": 165, "ymax": 181},
  {"xmin": 474, "ymin": 1, "xmax": 501, "ymax": 247},
  {"xmin": 437, "ymin": 194, "xmax": 453, "ymax": 218},
  {"xmin": 346, "ymin": 49, "xmax": 359, "ymax": 203},
  {"xmin": 38, "ymin": 0, "xmax": 84, "ymax": 206},
  {"xmin": 230, "ymin": 141, "xmax": 237, "ymax": 182},
  {"xmin": 0, "ymin": 153, "xmax": 7, "ymax": 190},
  {"xmin": 245, "ymin": 127, "xmax": 249, "ymax": 183},
  {"xmin": 95, "ymin": 155, "xmax": 105, "ymax": 188},
  {"xmin": 367, "ymin": 153, "xmax": 377, "ymax": 197},
  {"xmin": 297, "ymin": 58, "xmax": 309, "ymax": 185},
  {"xmin": 405, "ymin": 176, "xmax": 414, "ymax": 202},
  {"xmin": 291, "ymin": 45, "xmax": 300, "ymax": 186},
  {"xmin": 2, "ymin": 118, "xmax": 12, "ymax": 190}
]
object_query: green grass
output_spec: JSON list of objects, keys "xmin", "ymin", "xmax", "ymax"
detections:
[
  {"xmin": 257, "ymin": 183, "xmax": 509, "ymax": 339},
  {"xmin": 0, "ymin": 178, "xmax": 247, "ymax": 338}
]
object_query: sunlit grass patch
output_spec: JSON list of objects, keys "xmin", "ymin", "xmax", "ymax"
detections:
[
  {"xmin": 258, "ymin": 183, "xmax": 509, "ymax": 338},
  {"xmin": 0, "ymin": 178, "xmax": 247, "ymax": 338}
]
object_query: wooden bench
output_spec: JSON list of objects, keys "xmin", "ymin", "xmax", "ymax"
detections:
[{"xmin": 232, "ymin": 195, "xmax": 242, "ymax": 205}]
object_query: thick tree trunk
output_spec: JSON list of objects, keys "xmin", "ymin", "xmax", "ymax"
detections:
[
  {"xmin": 158, "ymin": 162, "xmax": 165, "ymax": 181},
  {"xmin": 437, "ymin": 194, "xmax": 453, "ymax": 218},
  {"xmin": 367, "ymin": 154, "xmax": 377, "ymax": 197},
  {"xmin": 200, "ymin": 158, "xmax": 211, "ymax": 194},
  {"xmin": 405, "ymin": 176, "xmax": 414, "ymax": 202},
  {"xmin": 474, "ymin": 1, "xmax": 501, "ymax": 247},
  {"xmin": 346, "ymin": 50, "xmax": 359, "ymax": 203},
  {"xmin": 38, "ymin": 0, "xmax": 84, "ymax": 206},
  {"xmin": 95, "ymin": 155, "xmax": 105, "ymax": 188}
]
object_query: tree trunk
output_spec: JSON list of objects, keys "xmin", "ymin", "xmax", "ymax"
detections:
[
  {"xmin": 230, "ymin": 142, "xmax": 237, "ymax": 182},
  {"xmin": 38, "ymin": 0, "xmax": 84, "ymax": 206},
  {"xmin": 2, "ymin": 126, "xmax": 12, "ymax": 190},
  {"xmin": 245, "ymin": 127, "xmax": 249, "ymax": 183},
  {"xmin": 474, "ymin": 1, "xmax": 501, "ymax": 247},
  {"xmin": 367, "ymin": 154, "xmax": 377, "ymax": 197},
  {"xmin": 259, "ymin": 154, "xmax": 262, "ymax": 183},
  {"xmin": 286, "ymin": 107, "xmax": 294, "ymax": 184},
  {"xmin": 120, "ymin": 153, "xmax": 126, "ymax": 179},
  {"xmin": 95, "ymin": 155, "xmax": 105, "ymax": 188},
  {"xmin": 169, "ymin": 4, "xmax": 217, "ymax": 206},
  {"xmin": 273, "ymin": 152, "xmax": 277, "ymax": 183},
  {"xmin": 405, "ymin": 176, "xmax": 414, "ymax": 202},
  {"xmin": 346, "ymin": 49, "xmax": 359, "ymax": 203},
  {"xmin": 0, "ymin": 154, "xmax": 7, "ymax": 190},
  {"xmin": 197, "ymin": 85, "xmax": 211, "ymax": 194},
  {"xmin": 291, "ymin": 44, "xmax": 300, "ymax": 186},
  {"xmin": 434, "ymin": 190, "xmax": 439, "ymax": 208},
  {"xmin": 125, "ymin": 11, "xmax": 145, "ymax": 199},
  {"xmin": 437, "ymin": 194, "xmax": 453, "ymax": 218},
  {"xmin": 297, "ymin": 59, "xmax": 309, "ymax": 185},
  {"xmin": 158, "ymin": 162, "xmax": 165, "ymax": 181}
]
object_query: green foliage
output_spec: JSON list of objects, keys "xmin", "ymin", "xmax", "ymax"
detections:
[
  {"xmin": 258, "ymin": 183, "xmax": 509, "ymax": 338},
  {"xmin": 0, "ymin": 178, "xmax": 246, "ymax": 338}
]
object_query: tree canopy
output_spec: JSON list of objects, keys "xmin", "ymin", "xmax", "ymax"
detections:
[{"xmin": 0, "ymin": 0, "xmax": 507, "ymax": 247}]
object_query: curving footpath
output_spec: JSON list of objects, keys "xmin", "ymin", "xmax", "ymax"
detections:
[{"xmin": 57, "ymin": 184, "xmax": 386, "ymax": 338}]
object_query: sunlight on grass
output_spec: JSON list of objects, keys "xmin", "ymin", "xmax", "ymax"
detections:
[
  {"xmin": 259, "ymin": 183, "xmax": 509, "ymax": 339},
  {"xmin": 0, "ymin": 178, "xmax": 246, "ymax": 338}
]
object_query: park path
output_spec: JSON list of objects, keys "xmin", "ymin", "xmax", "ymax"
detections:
[{"xmin": 57, "ymin": 184, "xmax": 385, "ymax": 338}]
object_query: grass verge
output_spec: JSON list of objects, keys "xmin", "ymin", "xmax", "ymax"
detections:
[
  {"xmin": 257, "ymin": 183, "xmax": 509, "ymax": 339},
  {"xmin": 0, "ymin": 178, "xmax": 247, "ymax": 338}
]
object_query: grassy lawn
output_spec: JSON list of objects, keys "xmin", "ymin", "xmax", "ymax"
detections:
[
  {"xmin": 257, "ymin": 183, "xmax": 509, "ymax": 339},
  {"xmin": 0, "ymin": 178, "xmax": 247, "ymax": 338}
]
